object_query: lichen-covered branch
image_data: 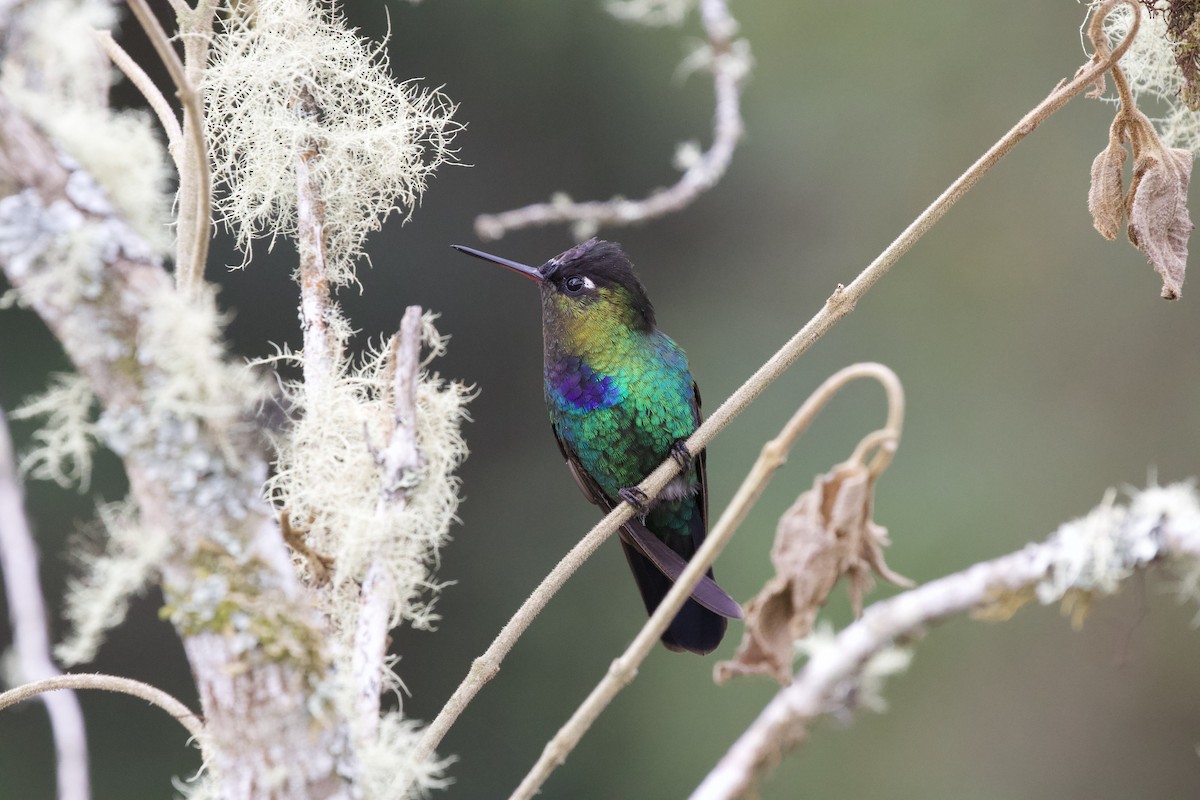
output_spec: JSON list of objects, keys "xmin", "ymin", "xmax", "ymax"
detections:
[
  {"xmin": 352, "ymin": 306, "xmax": 425, "ymax": 740},
  {"xmin": 692, "ymin": 483, "xmax": 1200, "ymax": 800},
  {"xmin": 0, "ymin": 89, "xmax": 350, "ymax": 800},
  {"xmin": 0, "ymin": 409, "xmax": 89, "ymax": 800},
  {"xmin": 474, "ymin": 0, "xmax": 750, "ymax": 240}
]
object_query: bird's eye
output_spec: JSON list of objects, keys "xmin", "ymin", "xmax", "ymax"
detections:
[{"xmin": 564, "ymin": 275, "xmax": 591, "ymax": 294}]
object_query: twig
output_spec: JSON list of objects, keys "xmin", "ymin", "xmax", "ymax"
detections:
[
  {"xmin": 352, "ymin": 306, "xmax": 426, "ymax": 741},
  {"xmin": 127, "ymin": 0, "xmax": 213, "ymax": 292},
  {"xmin": 0, "ymin": 408, "xmax": 90, "ymax": 800},
  {"xmin": 92, "ymin": 30, "xmax": 182, "ymax": 153},
  {"xmin": 0, "ymin": 673, "xmax": 204, "ymax": 741},
  {"xmin": 473, "ymin": 0, "xmax": 748, "ymax": 240},
  {"xmin": 692, "ymin": 482, "xmax": 1200, "ymax": 799},
  {"xmin": 293, "ymin": 86, "xmax": 340, "ymax": 394},
  {"xmin": 419, "ymin": 0, "xmax": 1142, "ymax": 762},
  {"xmin": 507, "ymin": 363, "xmax": 904, "ymax": 800}
]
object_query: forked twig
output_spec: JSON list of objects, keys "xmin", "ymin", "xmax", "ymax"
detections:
[{"xmin": 474, "ymin": 0, "xmax": 748, "ymax": 240}]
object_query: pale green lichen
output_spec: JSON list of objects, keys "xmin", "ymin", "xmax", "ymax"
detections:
[
  {"xmin": 1032, "ymin": 481, "xmax": 1200, "ymax": 626},
  {"xmin": 10, "ymin": 372, "xmax": 99, "ymax": 490},
  {"xmin": 57, "ymin": 500, "xmax": 170, "ymax": 665},
  {"xmin": 1102, "ymin": 4, "xmax": 1200, "ymax": 153},
  {"xmin": 264, "ymin": 313, "xmax": 471, "ymax": 635},
  {"xmin": 161, "ymin": 550, "xmax": 328, "ymax": 684},
  {"xmin": 795, "ymin": 622, "xmax": 913, "ymax": 714},
  {"xmin": 0, "ymin": 0, "xmax": 173, "ymax": 250},
  {"xmin": 204, "ymin": 0, "xmax": 459, "ymax": 284},
  {"xmin": 357, "ymin": 712, "xmax": 453, "ymax": 798}
]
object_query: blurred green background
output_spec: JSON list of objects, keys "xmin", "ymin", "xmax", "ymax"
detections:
[{"xmin": 3, "ymin": 1, "xmax": 1200, "ymax": 798}]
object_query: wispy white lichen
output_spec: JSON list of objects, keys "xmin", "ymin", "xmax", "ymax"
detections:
[
  {"xmin": 795, "ymin": 622, "xmax": 913, "ymax": 714},
  {"xmin": 0, "ymin": 0, "xmax": 173, "ymax": 250},
  {"xmin": 357, "ymin": 711, "xmax": 453, "ymax": 798},
  {"xmin": 264, "ymin": 312, "xmax": 471, "ymax": 638},
  {"xmin": 11, "ymin": 372, "xmax": 98, "ymax": 491},
  {"xmin": 1102, "ymin": 5, "xmax": 1200, "ymax": 153},
  {"xmin": 205, "ymin": 0, "xmax": 459, "ymax": 284},
  {"xmin": 57, "ymin": 500, "xmax": 170, "ymax": 666}
]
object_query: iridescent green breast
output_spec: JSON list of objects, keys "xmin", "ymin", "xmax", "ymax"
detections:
[{"xmin": 545, "ymin": 331, "xmax": 698, "ymax": 501}]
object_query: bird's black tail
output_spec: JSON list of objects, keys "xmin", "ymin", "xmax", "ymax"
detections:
[{"xmin": 619, "ymin": 539, "xmax": 728, "ymax": 654}]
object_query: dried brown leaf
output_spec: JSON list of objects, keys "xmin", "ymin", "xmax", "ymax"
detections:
[
  {"xmin": 1088, "ymin": 132, "xmax": 1127, "ymax": 240},
  {"xmin": 1127, "ymin": 146, "xmax": 1194, "ymax": 299},
  {"xmin": 715, "ymin": 461, "xmax": 913, "ymax": 686}
]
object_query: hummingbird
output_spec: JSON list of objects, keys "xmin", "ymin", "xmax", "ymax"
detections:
[{"xmin": 453, "ymin": 238, "xmax": 741, "ymax": 654}]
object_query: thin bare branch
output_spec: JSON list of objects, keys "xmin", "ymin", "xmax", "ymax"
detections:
[
  {"xmin": 295, "ymin": 86, "xmax": 340, "ymax": 395},
  {"xmin": 0, "ymin": 673, "xmax": 203, "ymax": 741},
  {"xmin": 692, "ymin": 482, "xmax": 1200, "ymax": 799},
  {"xmin": 507, "ymin": 363, "xmax": 905, "ymax": 800},
  {"xmin": 92, "ymin": 29, "xmax": 182, "ymax": 153},
  {"xmin": 420, "ymin": 0, "xmax": 1143, "ymax": 762},
  {"xmin": 0, "ymin": 409, "xmax": 90, "ymax": 800},
  {"xmin": 474, "ymin": 0, "xmax": 748, "ymax": 240},
  {"xmin": 127, "ymin": 0, "xmax": 213, "ymax": 292}
]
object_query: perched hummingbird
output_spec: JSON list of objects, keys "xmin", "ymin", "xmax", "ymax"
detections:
[{"xmin": 453, "ymin": 238, "xmax": 741, "ymax": 654}]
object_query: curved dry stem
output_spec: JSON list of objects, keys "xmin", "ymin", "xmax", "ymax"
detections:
[
  {"xmin": 474, "ymin": 0, "xmax": 747, "ymax": 240},
  {"xmin": 420, "ymin": 0, "xmax": 1142, "ymax": 764},
  {"xmin": 93, "ymin": 30, "xmax": 182, "ymax": 153},
  {"xmin": 506, "ymin": 363, "xmax": 904, "ymax": 800},
  {"xmin": 127, "ymin": 0, "xmax": 213, "ymax": 293},
  {"xmin": 0, "ymin": 673, "xmax": 204, "ymax": 740}
]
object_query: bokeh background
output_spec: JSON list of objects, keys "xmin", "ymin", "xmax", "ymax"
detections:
[{"xmin": 3, "ymin": 1, "xmax": 1200, "ymax": 798}]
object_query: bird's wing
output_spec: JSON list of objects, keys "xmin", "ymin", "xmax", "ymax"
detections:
[{"xmin": 550, "ymin": 421, "xmax": 741, "ymax": 620}]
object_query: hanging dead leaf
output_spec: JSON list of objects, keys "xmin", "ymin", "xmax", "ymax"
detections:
[
  {"xmin": 1126, "ymin": 146, "xmax": 1194, "ymax": 300},
  {"xmin": 1088, "ymin": 124, "xmax": 1128, "ymax": 240},
  {"xmin": 715, "ymin": 460, "xmax": 913, "ymax": 686}
]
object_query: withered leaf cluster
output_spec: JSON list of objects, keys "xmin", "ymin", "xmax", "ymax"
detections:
[
  {"xmin": 1089, "ymin": 109, "xmax": 1194, "ymax": 300},
  {"xmin": 715, "ymin": 460, "xmax": 912, "ymax": 686}
]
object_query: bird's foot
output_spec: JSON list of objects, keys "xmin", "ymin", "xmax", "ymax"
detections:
[
  {"xmin": 669, "ymin": 440, "xmax": 693, "ymax": 470},
  {"xmin": 618, "ymin": 486, "xmax": 651, "ymax": 517}
]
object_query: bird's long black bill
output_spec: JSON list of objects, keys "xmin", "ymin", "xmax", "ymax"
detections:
[{"xmin": 451, "ymin": 244, "xmax": 544, "ymax": 282}]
